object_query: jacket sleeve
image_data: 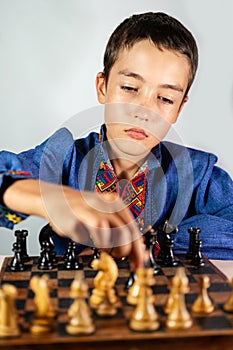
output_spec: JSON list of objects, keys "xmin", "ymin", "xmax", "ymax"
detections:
[
  {"xmin": 0, "ymin": 128, "xmax": 74, "ymax": 229},
  {"xmin": 175, "ymin": 154, "xmax": 233, "ymax": 260}
]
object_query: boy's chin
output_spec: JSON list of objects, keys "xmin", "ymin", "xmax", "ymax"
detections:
[{"xmin": 108, "ymin": 138, "xmax": 151, "ymax": 160}]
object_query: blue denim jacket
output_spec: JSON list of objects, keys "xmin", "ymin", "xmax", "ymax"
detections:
[{"xmin": 0, "ymin": 125, "xmax": 233, "ymax": 259}]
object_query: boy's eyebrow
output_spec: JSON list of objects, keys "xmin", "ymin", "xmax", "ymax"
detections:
[
  {"xmin": 118, "ymin": 70, "xmax": 184, "ymax": 93},
  {"xmin": 158, "ymin": 83, "xmax": 184, "ymax": 93},
  {"xmin": 118, "ymin": 70, "xmax": 145, "ymax": 82}
]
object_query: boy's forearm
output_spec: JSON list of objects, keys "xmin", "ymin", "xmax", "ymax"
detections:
[{"xmin": 3, "ymin": 179, "xmax": 49, "ymax": 219}]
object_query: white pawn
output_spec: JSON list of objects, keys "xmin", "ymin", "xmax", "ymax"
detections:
[
  {"xmin": 223, "ymin": 278, "xmax": 233, "ymax": 312},
  {"xmin": 66, "ymin": 271, "xmax": 95, "ymax": 335},
  {"xmin": 129, "ymin": 267, "xmax": 160, "ymax": 332},
  {"xmin": 166, "ymin": 267, "xmax": 193, "ymax": 330},
  {"xmin": 0, "ymin": 284, "xmax": 21, "ymax": 338},
  {"xmin": 192, "ymin": 275, "xmax": 214, "ymax": 314}
]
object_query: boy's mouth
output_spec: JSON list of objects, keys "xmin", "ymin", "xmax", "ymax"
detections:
[{"xmin": 124, "ymin": 128, "xmax": 148, "ymax": 140}]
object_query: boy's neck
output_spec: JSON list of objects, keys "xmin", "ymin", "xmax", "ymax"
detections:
[{"xmin": 110, "ymin": 158, "xmax": 143, "ymax": 180}]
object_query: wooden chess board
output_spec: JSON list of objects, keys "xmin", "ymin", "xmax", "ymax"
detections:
[{"xmin": 0, "ymin": 254, "xmax": 233, "ymax": 350}]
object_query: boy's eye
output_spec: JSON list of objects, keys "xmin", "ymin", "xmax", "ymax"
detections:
[
  {"xmin": 121, "ymin": 85, "xmax": 138, "ymax": 92},
  {"xmin": 158, "ymin": 96, "xmax": 173, "ymax": 105}
]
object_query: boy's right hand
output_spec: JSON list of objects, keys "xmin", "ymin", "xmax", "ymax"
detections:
[{"xmin": 3, "ymin": 179, "xmax": 144, "ymax": 270}]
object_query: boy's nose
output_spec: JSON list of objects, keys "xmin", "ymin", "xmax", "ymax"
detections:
[{"xmin": 137, "ymin": 91, "xmax": 157, "ymax": 112}]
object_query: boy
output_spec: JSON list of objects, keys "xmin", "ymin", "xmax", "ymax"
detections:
[{"xmin": 0, "ymin": 12, "xmax": 233, "ymax": 269}]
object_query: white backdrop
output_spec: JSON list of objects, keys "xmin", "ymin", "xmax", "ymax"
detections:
[{"xmin": 0, "ymin": 0, "xmax": 232, "ymax": 254}]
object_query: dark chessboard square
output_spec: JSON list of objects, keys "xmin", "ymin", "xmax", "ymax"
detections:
[
  {"xmin": 50, "ymin": 289, "xmax": 58, "ymax": 298},
  {"xmin": 31, "ymin": 270, "xmax": 58, "ymax": 279},
  {"xmin": 188, "ymin": 266, "xmax": 216, "ymax": 275},
  {"xmin": 152, "ymin": 285, "xmax": 169, "ymax": 294},
  {"xmin": 187, "ymin": 274, "xmax": 196, "ymax": 284},
  {"xmin": 84, "ymin": 269, "xmax": 98, "ymax": 278},
  {"xmin": 117, "ymin": 260, "xmax": 129, "ymax": 270},
  {"xmin": 16, "ymin": 299, "xmax": 26, "ymax": 310},
  {"xmin": 2, "ymin": 280, "xmax": 29, "ymax": 289},
  {"xmin": 196, "ymin": 315, "xmax": 232, "ymax": 330},
  {"xmin": 57, "ymin": 322, "xmax": 70, "ymax": 337},
  {"xmin": 59, "ymin": 298, "xmax": 72, "ymax": 309},
  {"xmin": 116, "ymin": 276, "xmax": 128, "ymax": 286},
  {"xmin": 209, "ymin": 282, "xmax": 232, "ymax": 293},
  {"xmin": 185, "ymin": 293, "xmax": 198, "ymax": 304},
  {"xmin": 80, "ymin": 255, "xmax": 91, "ymax": 264},
  {"xmin": 58, "ymin": 278, "xmax": 73, "ymax": 288}
]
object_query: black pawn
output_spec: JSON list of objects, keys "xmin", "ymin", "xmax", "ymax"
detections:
[
  {"xmin": 143, "ymin": 227, "xmax": 160, "ymax": 275},
  {"xmin": 125, "ymin": 271, "xmax": 136, "ymax": 292},
  {"xmin": 10, "ymin": 242, "xmax": 25, "ymax": 271},
  {"xmin": 186, "ymin": 227, "xmax": 201, "ymax": 259},
  {"xmin": 191, "ymin": 239, "xmax": 205, "ymax": 267},
  {"xmin": 63, "ymin": 240, "xmax": 73, "ymax": 263},
  {"xmin": 88, "ymin": 248, "xmax": 100, "ymax": 268},
  {"xmin": 39, "ymin": 224, "xmax": 57, "ymax": 264},
  {"xmin": 157, "ymin": 221, "xmax": 178, "ymax": 266},
  {"xmin": 64, "ymin": 241, "xmax": 82, "ymax": 270},
  {"xmin": 38, "ymin": 241, "xmax": 54, "ymax": 270}
]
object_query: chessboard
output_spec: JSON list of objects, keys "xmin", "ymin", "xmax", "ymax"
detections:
[{"xmin": 0, "ymin": 254, "xmax": 233, "ymax": 350}]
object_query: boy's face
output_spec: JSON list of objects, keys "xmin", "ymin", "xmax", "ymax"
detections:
[{"xmin": 96, "ymin": 39, "xmax": 190, "ymax": 157}]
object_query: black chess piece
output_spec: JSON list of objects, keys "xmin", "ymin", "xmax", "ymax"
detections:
[
  {"xmin": 88, "ymin": 248, "xmax": 100, "ymax": 268},
  {"xmin": 157, "ymin": 220, "xmax": 178, "ymax": 266},
  {"xmin": 191, "ymin": 238, "xmax": 205, "ymax": 267},
  {"xmin": 143, "ymin": 227, "xmax": 160, "ymax": 275},
  {"xmin": 14, "ymin": 229, "xmax": 30, "ymax": 262},
  {"xmin": 10, "ymin": 242, "xmax": 25, "ymax": 271},
  {"xmin": 20, "ymin": 229, "xmax": 30, "ymax": 262},
  {"xmin": 63, "ymin": 240, "xmax": 73, "ymax": 263},
  {"xmin": 39, "ymin": 224, "xmax": 57, "ymax": 263},
  {"xmin": 186, "ymin": 227, "xmax": 201, "ymax": 259},
  {"xmin": 38, "ymin": 241, "xmax": 54, "ymax": 270},
  {"xmin": 125, "ymin": 271, "xmax": 136, "ymax": 292},
  {"xmin": 64, "ymin": 241, "xmax": 82, "ymax": 270}
]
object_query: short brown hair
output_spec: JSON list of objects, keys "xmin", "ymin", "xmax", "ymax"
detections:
[{"xmin": 103, "ymin": 12, "xmax": 198, "ymax": 96}]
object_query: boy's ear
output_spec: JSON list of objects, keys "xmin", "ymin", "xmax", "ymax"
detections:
[{"xmin": 96, "ymin": 72, "xmax": 107, "ymax": 104}]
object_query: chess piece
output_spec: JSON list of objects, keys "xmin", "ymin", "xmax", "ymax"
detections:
[
  {"xmin": 15, "ymin": 229, "xmax": 30, "ymax": 262},
  {"xmin": 66, "ymin": 271, "xmax": 95, "ymax": 335},
  {"xmin": 192, "ymin": 275, "xmax": 214, "ymax": 314},
  {"xmin": 88, "ymin": 248, "xmax": 100, "ymax": 268},
  {"xmin": 89, "ymin": 251, "xmax": 119, "ymax": 316},
  {"xmin": 129, "ymin": 267, "xmax": 160, "ymax": 331},
  {"xmin": 143, "ymin": 226, "xmax": 160, "ymax": 275},
  {"xmin": 127, "ymin": 267, "xmax": 154, "ymax": 305},
  {"xmin": 157, "ymin": 220, "xmax": 178, "ymax": 266},
  {"xmin": 164, "ymin": 267, "xmax": 189, "ymax": 314},
  {"xmin": 38, "ymin": 241, "xmax": 54, "ymax": 270},
  {"xmin": 165, "ymin": 267, "xmax": 193, "ymax": 330},
  {"xmin": 191, "ymin": 238, "xmax": 205, "ymax": 267},
  {"xmin": 39, "ymin": 224, "xmax": 57, "ymax": 264},
  {"xmin": 10, "ymin": 242, "xmax": 25, "ymax": 272},
  {"xmin": 63, "ymin": 239, "xmax": 73, "ymax": 262},
  {"xmin": 186, "ymin": 227, "xmax": 200, "ymax": 259},
  {"xmin": 0, "ymin": 284, "xmax": 21, "ymax": 338},
  {"xmin": 29, "ymin": 274, "xmax": 55, "ymax": 335},
  {"xmin": 125, "ymin": 271, "xmax": 136, "ymax": 292},
  {"xmin": 64, "ymin": 241, "xmax": 82, "ymax": 270},
  {"xmin": 223, "ymin": 278, "xmax": 233, "ymax": 312}
]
